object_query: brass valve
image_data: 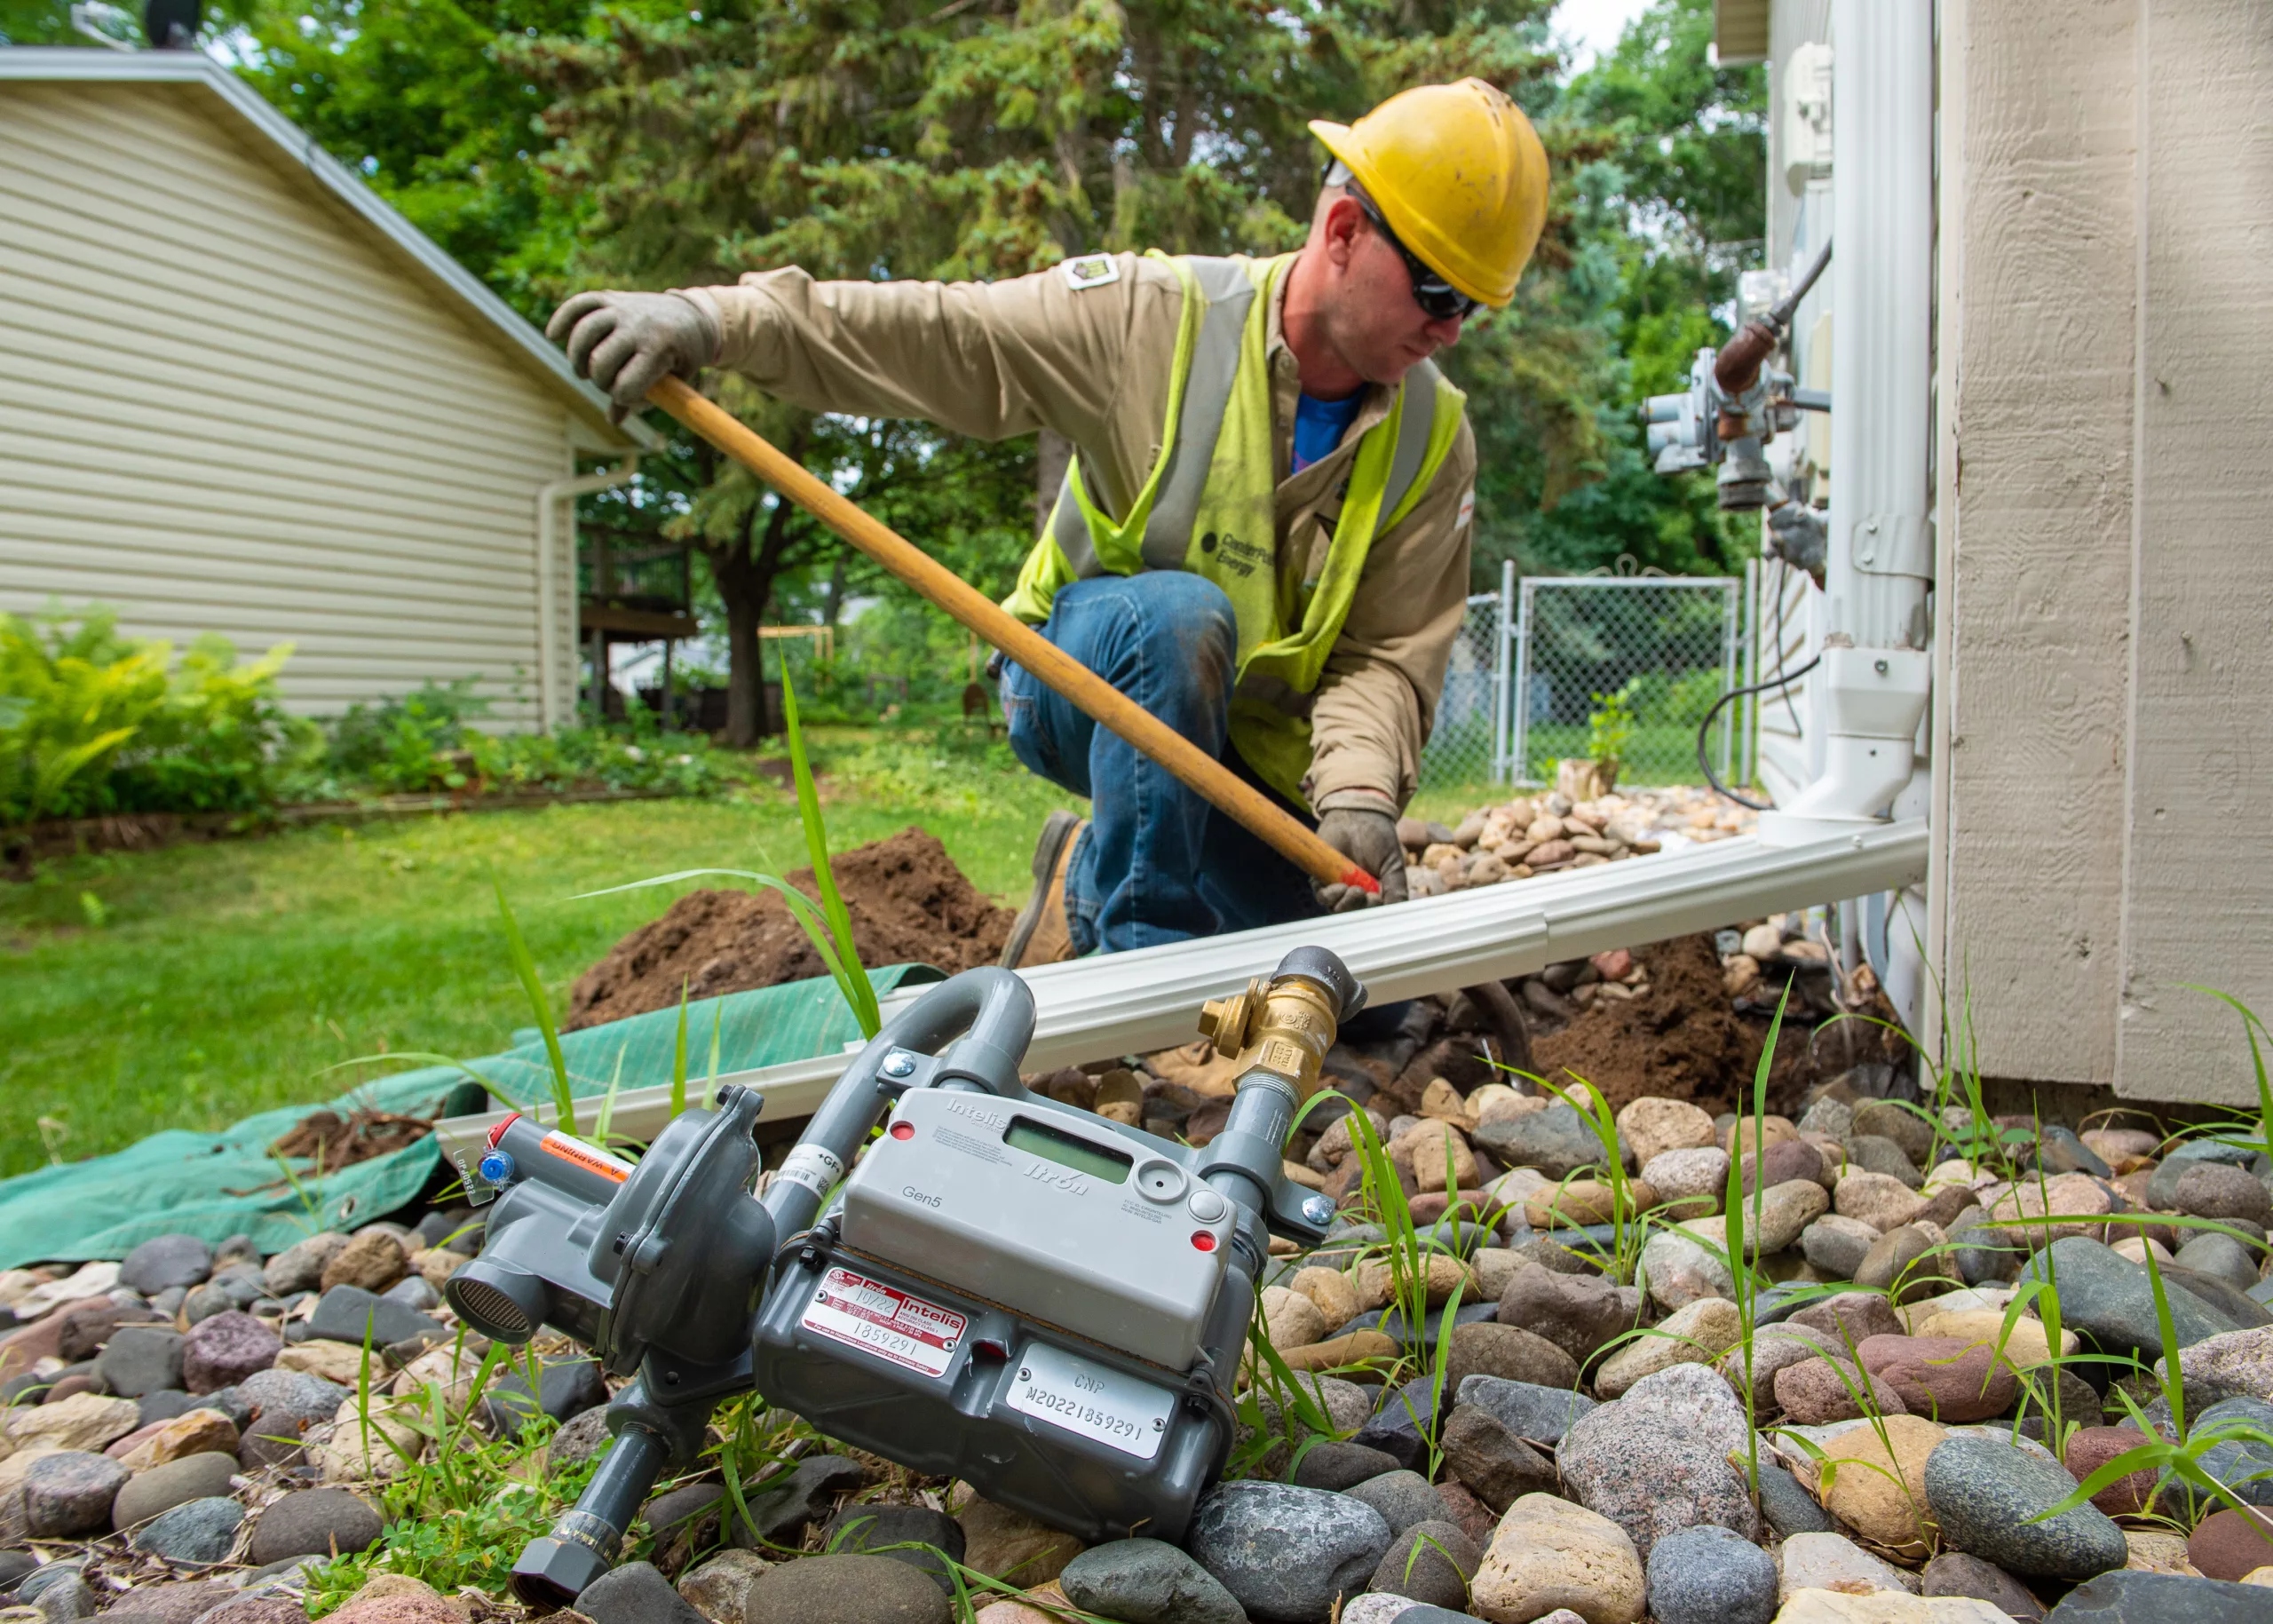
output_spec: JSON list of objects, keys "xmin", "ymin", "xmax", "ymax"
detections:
[{"xmin": 1197, "ymin": 970, "xmax": 1342, "ymax": 1102}]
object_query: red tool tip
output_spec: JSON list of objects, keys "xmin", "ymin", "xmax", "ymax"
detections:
[
  {"xmin": 1343, "ymin": 867, "xmax": 1382, "ymax": 895},
  {"xmin": 487, "ymin": 1113, "xmax": 521, "ymax": 1149}
]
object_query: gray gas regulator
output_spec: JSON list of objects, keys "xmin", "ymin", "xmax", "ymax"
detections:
[{"xmin": 442, "ymin": 948, "xmax": 1364, "ymax": 1604}]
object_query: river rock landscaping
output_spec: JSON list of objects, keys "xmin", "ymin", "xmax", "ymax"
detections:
[{"xmin": 4, "ymin": 938, "xmax": 2273, "ymax": 1624}]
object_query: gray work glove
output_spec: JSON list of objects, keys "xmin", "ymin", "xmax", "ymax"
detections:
[
  {"xmin": 1313, "ymin": 807, "xmax": 1409, "ymax": 913},
  {"xmin": 547, "ymin": 290, "xmax": 721, "ymax": 420}
]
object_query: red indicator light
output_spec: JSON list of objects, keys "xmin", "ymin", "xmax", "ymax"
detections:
[
  {"xmin": 1191, "ymin": 1231, "xmax": 1216, "ymax": 1253},
  {"xmin": 889, "ymin": 1121, "xmax": 915, "ymax": 1141}
]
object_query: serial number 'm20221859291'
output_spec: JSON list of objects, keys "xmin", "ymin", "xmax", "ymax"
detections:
[{"xmin": 1004, "ymin": 1340, "xmax": 1175, "ymax": 1461}]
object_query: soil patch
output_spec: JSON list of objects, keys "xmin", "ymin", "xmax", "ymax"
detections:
[
  {"xmin": 1531, "ymin": 933, "xmax": 1815, "ymax": 1116},
  {"xmin": 566, "ymin": 826, "xmax": 1015, "ymax": 1030}
]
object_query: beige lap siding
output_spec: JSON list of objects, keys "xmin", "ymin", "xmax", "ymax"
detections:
[{"xmin": 0, "ymin": 82, "xmax": 576, "ymax": 725}]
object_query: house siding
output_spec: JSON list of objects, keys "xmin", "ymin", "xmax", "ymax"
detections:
[{"xmin": 0, "ymin": 81, "xmax": 576, "ymax": 725}]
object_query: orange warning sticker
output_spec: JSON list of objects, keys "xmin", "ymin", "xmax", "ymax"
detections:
[{"xmin": 541, "ymin": 1130, "xmax": 631, "ymax": 1184}]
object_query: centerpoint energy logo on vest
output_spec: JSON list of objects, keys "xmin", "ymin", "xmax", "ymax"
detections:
[
  {"xmin": 1006, "ymin": 251, "xmax": 1466, "ymax": 808},
  {"xmin": 1060, "ymin": 254, "xmax": 1121, "ymax": 290}
]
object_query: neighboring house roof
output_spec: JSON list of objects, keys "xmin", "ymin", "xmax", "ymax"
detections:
[{"xmin": 0, "ymin": 45, "xmax": 658, "ymax": 451}]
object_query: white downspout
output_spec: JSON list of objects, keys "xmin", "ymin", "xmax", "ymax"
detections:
[
  {"xmin": 536, "ymin": 457, "xmax": 639, "ymax": 731},
  {"xmin": 1760, "ymin": 0, "xmax": 1935, "ymax": 845}
]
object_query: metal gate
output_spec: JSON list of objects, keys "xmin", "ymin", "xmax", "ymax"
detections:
[
  {"xmin": 1415, "ymin": 582, "xmax": 1514, "ymax": 792},
  {"xmin": 1508, "ymin": 567, "xmax": 1743, "ymax": 789}
]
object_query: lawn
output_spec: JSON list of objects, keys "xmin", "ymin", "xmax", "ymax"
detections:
[{"xmin": 0, "ymin": 735, "xmax": 1079, "ymax": 1177}]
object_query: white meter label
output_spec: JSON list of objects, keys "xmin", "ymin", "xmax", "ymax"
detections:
[
  {"xmin": 802, "ymin": 1268, "xmax": 966, "ymax": 1378},
  {"xmin": 1006, "ymin": 1342, "xmax": 1172, "ymax": 1461}
]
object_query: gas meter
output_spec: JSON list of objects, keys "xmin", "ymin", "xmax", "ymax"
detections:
[{"xmin": 442, "ymin": 952, "xmax": 1363, "ymax": 1604}]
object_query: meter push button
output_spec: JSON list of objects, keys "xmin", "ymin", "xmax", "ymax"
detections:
[
  {"xmin": 1134, "ymin": 1161, "xmax": 1187, "ymax": 1204},
  {"xmin": 1187, "ymin": 1188, "xmax": 1228, "ymax": 1224}
]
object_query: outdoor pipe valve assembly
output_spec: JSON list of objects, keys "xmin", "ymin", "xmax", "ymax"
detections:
[{"xmin": 443, "ymin": 952, "xmax": 1364, "ymax": 1605}]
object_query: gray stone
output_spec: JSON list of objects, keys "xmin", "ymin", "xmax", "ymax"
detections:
[
  {"xmin": 23, "ymin": 1451, "xmax": 129, "ymax": 1538},
  {"xmin": 1352, "ymin": 1376, "xmax": 1445, "ymax": 1470},
  {"xmin": 131, "ymin": 1496, "xmax": 245, "ymax": 1564},
  {"xmin": 1849, "ymin": 1134, "xmax": 1926, "ymax": 1188},
  {"xmin": 233, "ymin": 1368, "xmax": 347, "ymax": 1469},
  {"xmin": 136, "ymin": 1390, "xmax": 200, "ymax": 1427},
  {"xmin": 2175, "ymin": 1163, "xmax": 2273, "ymax": 1226},
  {"xmin": 1454, "ymin": 1374, "xmax": 1596, "ymax": 1445},
  {"xmin": 179, "ymin": 1312, "xmax": 279, "ymax": 1393},
  {"xmin": 483, "ymin": 1357, "xmax": 607, "ymax": 1438},
  {"xmin": 112, "ymin": 1452, "xmax": 240, "ymax": 1530},
  {"xmin": 32, "ymin": 1575, "xmax": 95, "ymax": 1622},
  {"xmin": 260, "ymin": 1234, "xmax": 349, "ymax": 1297},
  {"xmin": 820, "ymin": 1504, "xmax": 965, "ymax": 1595},
  {"xmin": 577, "ymin": 1560, "xmax": 709, "ymax": 1624},
  {"xmin": 112, "ymin": 1580, "xmax": 246, "ymax": 1624},
  {"xmin": 1473, "ymin": 1104, "xmax": 1619, "ymax": 1180},
  {"xmin": 1367, "ymin": 1520, "xmax": 1478, "ymax": 1612},
  {"xmin": 378, "ymin": 1277, "xmax": 440, "ymax": 1313},
  {"xmin": 0, "ymin": 1551, "xmax": 35, "ymax": 1590},
  {"xmin": 742, "ymin": 1553, "xmax": 948, "ymax": 1624},
  {"xmin": 1292, "ymin": 1441, "xmax": 1405, "ymax": 1492},
  {"xmin": 728, "ymin": 1454, "xmax": 867, "ymax": 1548},
  {"xmin": 1643, "ymin": 1524, "xmax": 1777, "ymax": 1624},
  {"xmin": 1951, "ymin": 1206, "xmax": 2028, "ymax": 1285},
  {"xmin": 99, "ymin": 1328, "xmax": 187, "ymax": 1398},
  {"xmin": 206, "ymin": 1264, "xmax": 267, "ymax": 1309},
  {"xmin": 642, "ymin": 1482, "xmax": 725, "ymax": 1542},
  {"xmin": 1924, "ymin": 1433, "xmax": 2127, "ymax": 1580},
  {"xmin": 2041, "ymin": 1569, "xmax": 2271, "ymax": 1621},
  {"xmin": 1851, "ymin": 1101, "xmax": 1936, "ymax": 1168},
  {"xmin": 2037, "ymin": 1127, "xmax": 2113, "ymax": 1180},
  {"xmin": 13, "ymin": 1565, "xmax": 82, "ymax": 1603},
  {"xmin": 122, "ymin": 1237, "xmax": 215, "ymax": 1297},
  {"xmin": 1058, "ymin": 1539, "xmax": 1244, "ymax": 1624},
  {"xmin": 2182, "ymin": 1396, "xmax": 2273, "ymax": 1506},
  {"xmin": 1556, "ymin": 1363, "xmax": 1762, "ymax": 1560},
  {"xmin": 1494, "ymin": 1261, "xmax": 1643, "ymax": 1367},
  {"xmin": 2147, "ymin": 1140, "xmax": 2260, "ymax": 1210},
  {"xmin": 1754, "ymin": 1460, "xmax": 1833, "ymax": 1538},
  {"xmin": 2018, "ymin": 1237, "xmax": 2238, "ymax": 1356},
  {"xmin": 2176, "ymin": 1232, "xmax": 2262, "ymax": 1292},
  {"xmin": 1801, "ymin": 1215, "xmax": 1881, "ymax": 1280},
  {"xmin": 2166, "ymin": 1264, "xmax": 2273, "ymax": 1331},
  {"xmin": 546, "ymin": 1403, "xmax": 615, "ymax": 1472},
  {"xmin": 1343, "ymin": 1470, "xmax": 1446, "ymax": 1537},
  {"xmin": 1921, "ymin": 1552, "xmax": 2047, "ymax": 1621},
  {"xmin": 1185, "ymin": 1480, "xmax": 1393, "ymax": 1622},
  {"xmin": 245, "ymin": 1487, "xmax": 382, "ymax": 1565},
  {"xmin": 303, "ymin": 1286, "xmax": 441, "ymax": 1351},
  {"xmin": 181, "ymin": 1285, "xmax": 235, "ymax": 1327}
]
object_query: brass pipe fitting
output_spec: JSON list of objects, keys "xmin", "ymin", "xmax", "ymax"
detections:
[{"xmin": 1197, "ymin": 970, "xmax": 1342, "ymax": 1103}]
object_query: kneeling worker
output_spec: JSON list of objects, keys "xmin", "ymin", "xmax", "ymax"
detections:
[{"xmin": 550, "ymin": 79, "xmax": 1548, "ymax": 963}]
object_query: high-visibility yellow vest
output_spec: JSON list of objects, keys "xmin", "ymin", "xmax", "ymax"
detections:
[{"xmin": 1005, "ymin": 252, "xmax": 1467, "ymax": 808}]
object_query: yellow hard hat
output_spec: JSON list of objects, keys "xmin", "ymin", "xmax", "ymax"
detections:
[{"xmin": 1310, "ymin": 79, "xmax": 1549, "ymax": 310}]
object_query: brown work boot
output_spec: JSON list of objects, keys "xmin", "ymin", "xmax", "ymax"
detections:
[{"xmin": 1000, "ymin": 810, "xmax": 1085, "ymax": 969}]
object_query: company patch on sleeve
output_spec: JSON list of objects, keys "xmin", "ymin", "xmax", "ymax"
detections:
[
  {"xmin": 1456, "ymin": 487, "xmax": 1477, "ymax": 530},
  {"xmin": 1060, "ymin": 254, "xmax": 1121, "ymax": 292}
]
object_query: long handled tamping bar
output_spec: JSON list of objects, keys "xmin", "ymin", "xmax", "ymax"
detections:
[{"xmin": 644, "ymin": 376, "xmax": 1379, "ymax": 898}]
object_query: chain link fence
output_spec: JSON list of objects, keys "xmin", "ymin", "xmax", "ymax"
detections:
[
  {"xmin": 1511, "ymin": 574, "xmax": 1742, "ymax": 788},
  {"xmin": 1416, "ymin": 590, "xmax": 1510, "ymax": 792}
]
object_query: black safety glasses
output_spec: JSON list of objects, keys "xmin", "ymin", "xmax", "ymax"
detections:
[{"xmin": 1345, "ymin": 180, "xmax": 1485, "ymax": 325}]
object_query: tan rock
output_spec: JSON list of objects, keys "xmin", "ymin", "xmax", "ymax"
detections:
[
  {"xmin": 332, "ymin": 1574, "xmax": 468, "ymax": 1624},
  {"xmin": 390, "ymin": 1343, "xmax": 490, "ymax": 1411},
  {"xmin": 1818, "ymin": 1414, "xmax": 1947, "ymax": 1556},
  {"xmin": 1525, "ymin": 1179, "xmax": 1654, "ymax": 1232},
  {"xmin": 408, "ymin": 1248, "xmax": 470, "ymax": 1290},
  {"xmin": 2125, "ymin": 1528, "xmax": 2200, "ymax": 1575},
  {"xmin": 1417, "ymin": 1076, "xmax": 1469, "ymax": 1124},
  {"xmin": 954, "ymin": 1494, "xmax": 1083, "ymax": 1586},
  {"xmin": 971, "ymin": 1582, "xmax": 1072, "ymax": 1624},
  {"xmin": 1470, "ymin": 1492, "xmax": 1644, "ymax": 1624},
  {"xmin": 280, "ymin": 1339, "xmax": 380, "ymax": 1388},
  {"xmin": 1775, "ymin": 1531, "xmax": 1920, "ymax": 1599},
  {"xmin": 1988, "ymin": 1173, "xmax": 2111, "ymax": 1248},
  {"xmin": 1393, "ymin": 1121, "xmax": 1478, "ymax": 1194},
  {"xmin": 5, "ymin": 1391, "xmax": 139, "ymax": 1454},
  {"xmin": 1354, "ymin": 1254, "xmax": 1473, "ymax": 1311},
  {"xmin": 676, "ymin": 1550, "xmax": 772, "ymax": 1623},
  {"xmin": 2111, "ymin": 1236, "xmax": 2174, "ymax": 1266},
  {"xmin": 1593, "ymin": 1296, "xmax": 1742, "ymax": 1398},
  {"xmin": 1289, "ymin": 1266, "xmax": 1358, "ymax": 1328},
  {"xmin": 1273, "ymin": 1330, "xmax": 1398, "ymax": 1373},
  {"xmin": 1280, "ymin": 1159, "xmax": 1325, "ymax": 1192},
  {"xmin": 1836, "ymin": 1172, "xmax": 1928, "ymax": 1232},
  {"xmin": 321, "ymin": 1230, "xmax": 410, "ymax": 1294},
  {"xmin": 1723, "ymin": 955, "xmax": 1762, "ymax": 997},
  {"xmin": 1773, "ymin": 1594, "xmax": 2009, "ymax": 1622},
  {"xmin": 1259, "ymin": 1287, "xmax": 1327, "ymax": 1351},
  {"xmin": 1742, "ymin": 923, "xmax": 1783, "ymax": 959},
  {"xmin": 2245, "ymin": 1565, "xmax": 2273, "ymax": 1587},
  {"xmin": 117, "ymin": 1407, "xmax": 239, "ymax": 1472},
  {"xmin": 1617, "ymin": 1097, "xmax": 1718, "ymax": 1168},
  {"xmin": 1913, "ymin": 1309, "xmax": 2074, "ymax": 1366},
  {"xmin": 1727, "ymin": 1115, "xmax": 1799, "ymax": 1160},
  {"xmin": 1477, "ymin": 1091, "xmax": 1549, "ymax": 1128},
  {"xmin": 313, "ymin": 1398, "xmax": 425, "ymax": 1483}
]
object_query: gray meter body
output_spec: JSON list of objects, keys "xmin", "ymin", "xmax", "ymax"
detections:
[{"xmin": 442, "ymin": 955, "xmax": 1361, "ymax": 1604}]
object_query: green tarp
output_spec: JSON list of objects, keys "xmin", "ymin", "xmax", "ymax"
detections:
[{"xmin": 0, "ymin": 964, "xmax": 939, "ymax": 1270}]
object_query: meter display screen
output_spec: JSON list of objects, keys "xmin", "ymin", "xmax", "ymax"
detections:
[{"xmin": 1004, "ymin": 1117, "xmax": 1131, "ymax": 1185}]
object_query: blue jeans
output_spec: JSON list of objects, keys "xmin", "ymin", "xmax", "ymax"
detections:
[{"xmin": 1000, "ymin": 573, "xmax": 1323, "ymax": 955}]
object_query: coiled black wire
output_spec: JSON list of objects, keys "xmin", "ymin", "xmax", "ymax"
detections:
[{"xmin": 1698, "ymin": 653, "xmax": 1822, "ymax": 812}]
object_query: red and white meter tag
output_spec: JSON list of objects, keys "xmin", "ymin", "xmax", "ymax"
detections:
[{"xmin": 802, "ymin": 1267, "xmax": 966, "ymax": 1378}]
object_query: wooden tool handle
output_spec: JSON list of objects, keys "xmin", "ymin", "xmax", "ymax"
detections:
[{"xmin": 645, "ymin": 376, "xmax": 1378, "ymax": 896}]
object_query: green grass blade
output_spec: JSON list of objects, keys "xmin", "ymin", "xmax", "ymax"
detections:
[
  {"xmin": 781, "ymin": 672, "xmax": 880, "ymax": 1037},
  {"xmin": 703, "ymin": 1002, "xmax": 725, "ymax": 1113},
  {"xmin": 494, "ymin": 877, "xmax": 574, "ymax": 1137},
  {"xmin": 670, "ymin": 978, "xmax": 691, "ymax": 1120}
]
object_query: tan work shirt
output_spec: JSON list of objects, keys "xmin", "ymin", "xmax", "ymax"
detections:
[{"xmin": 684, "ymin": 253, "xmax": 1476, "ymax": 813}]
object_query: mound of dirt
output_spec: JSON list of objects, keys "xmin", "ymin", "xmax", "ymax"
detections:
[
  {"xmin": 565, "ymin": 827, "xmax": 1016, "ymax": 1030},
  {"xmin": 1531, "ymin": 932, "xmax": 1814, "ymax": 1116}
]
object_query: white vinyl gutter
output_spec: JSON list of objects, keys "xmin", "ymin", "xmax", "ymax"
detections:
[
  {"xmin": 536, "ymin": 459, "xmax": 639, "ymax": 731},
  {"xmin": 433, "ymin": 817, "xmax": 1928, "ymax": 1184}
]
